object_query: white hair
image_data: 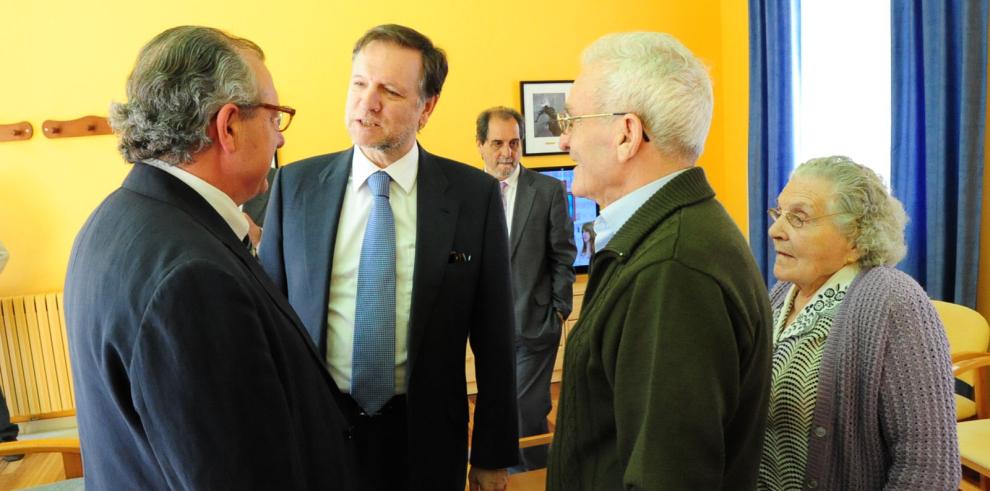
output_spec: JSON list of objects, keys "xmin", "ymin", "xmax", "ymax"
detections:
[
  {"xmin": 793, "ymin": 156, "xmax": 908, "ymax": 268},
  {"xmin": 581, "ymin": 32, "xmax": 713, "ymax": 164}
]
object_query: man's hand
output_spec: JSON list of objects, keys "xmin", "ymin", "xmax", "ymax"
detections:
[
  {"xmin": 555, "ymin": 310, "xmax": 566, "ymax": 324},
  {"xmin": 468, "ymin": 466, "xmax": 508, "ymax": 491}
]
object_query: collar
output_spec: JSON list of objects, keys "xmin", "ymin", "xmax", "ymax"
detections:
[
  {"xmin": 145, "ymin": 159, "xmax": 249, "ymax": 240},
  {"xmin": 777, "ymin": 263, "xmax": 861, "ymax": 341},
  {"xmin": 502, "ymin": 163, "xmax": 521, "ymax": 187},
  {"xmin": 595, "ymin": 168, "xmax": 690, "ymax": 250},
  {"xmin": 352, "ymin": 142, "xmax": 419, "ymax": 194},
  {"xmin": 785, "ymin": 263, "xmax": 861, "ymax": 311}
]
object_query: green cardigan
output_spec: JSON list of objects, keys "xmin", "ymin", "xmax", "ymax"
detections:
[{"xmin": 547, "ymin": 168, "xmax": 772, "ymax": 490}]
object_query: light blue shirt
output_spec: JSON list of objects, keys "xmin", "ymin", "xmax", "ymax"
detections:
[{"xmin": 594, "ymin": 169, "xmax": 690, "ymax": 250}]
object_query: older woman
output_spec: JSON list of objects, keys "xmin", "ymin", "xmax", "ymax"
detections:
[{"xmin": 757, "ymin": 156, "xmax": 959, "ymax": 490}]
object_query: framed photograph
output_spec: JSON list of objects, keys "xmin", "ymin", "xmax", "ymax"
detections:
[{"xmin": 520, "ymin": 80, "xmax": 573, "ymax": 156}]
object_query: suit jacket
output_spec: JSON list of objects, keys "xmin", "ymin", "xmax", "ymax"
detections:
[
  {"xmin": 64, "ymin": 163, "xmax": 356, "ymax": 490},
  {"xmin": 508, "ymin": 166, "xmax": 576, "ymax": 349},
  {"xmin": 259, "ymin": 146, "xmax": 519, "ymax": 489}
]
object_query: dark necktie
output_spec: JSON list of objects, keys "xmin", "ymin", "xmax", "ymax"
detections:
[
  {"xmin": 352, "ymin": 171, "xmax": 396, "ymax": 414},
  {"xmin": 241, "ymin": 235, "xmax": 257, "ymax": 258}
]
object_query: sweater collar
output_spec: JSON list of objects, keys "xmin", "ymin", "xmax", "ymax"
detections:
[{"xmin": 599, "ymin": 166, "xmax": 716, "ymax": 261}]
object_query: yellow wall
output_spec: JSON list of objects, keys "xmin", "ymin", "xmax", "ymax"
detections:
[
  {"xmin": 717, "ymin": 0, "xmax": 750, "ymax": 236},
  {"xmin": 0, "ymin": 0, "xmax": 749, "ymax": 295}
]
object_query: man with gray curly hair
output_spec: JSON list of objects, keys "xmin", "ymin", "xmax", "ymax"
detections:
[
  {"xmin": 547, "ymin": 32, "xmax": 772, "ymax": 489},
  {"xmin": 64, "ymin": 26, "xmax": 355, "ymax": 489}
]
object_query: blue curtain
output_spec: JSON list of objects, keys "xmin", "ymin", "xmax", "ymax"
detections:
[
  {"xmin": 748, "ymin": 0, "xmax": 798, "ymax": 285},
  {"xmin": 891, "ymin": 0, "xmax": 988, "ymax": 307}
]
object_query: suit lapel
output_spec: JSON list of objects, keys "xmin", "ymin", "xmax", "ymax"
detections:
[
  {"xmin": 509, "ymin": 166, "xmax": 536, "ymax": 259},
  {"xmin": 303, "ymin": 151, "xmax": 351, "ymax": 349},
  {"xmin": 408, "ymin": 147, "xmax": 458, "ymax": 375}
]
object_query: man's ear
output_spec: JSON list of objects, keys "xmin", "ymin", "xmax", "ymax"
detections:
[
  {"xmin": 616, "ymin": 113, "xmax": 646, "ymax": 163},
  {"xmin": 214, "ymin": 103, "xmax": 241, "ymax": 154},
  {"xmin": 417, "ymin": 95, "xmax": 439, "ymax": 130}
]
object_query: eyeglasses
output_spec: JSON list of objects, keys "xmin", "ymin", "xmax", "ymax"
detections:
[
  {"xmin": 767, "ymin": 207, "xmax": 848, "ymax": 229},
  {"xmin": 555, "ymin": 111, "xmax": 651, "ymax": 142},
  {"xmin": 246, "ymin": 103, "xmax": 296, "ymax": 132}
]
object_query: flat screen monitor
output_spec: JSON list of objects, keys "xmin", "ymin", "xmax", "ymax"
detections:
[{"xmin": 533, "ymin": 165, "xmax": 598, "ymax": 274}]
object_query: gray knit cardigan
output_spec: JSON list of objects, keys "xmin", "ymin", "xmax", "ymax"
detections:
[{"xmin": 768, "ymin": 266, "xmax": 959, "ymax": 490}]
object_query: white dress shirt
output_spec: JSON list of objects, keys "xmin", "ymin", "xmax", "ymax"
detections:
[
  {"xmin": 498, "ymin": 164, "xmax": 521, "ymax": 239},
  {"xmin": 145, "ymin": 159, "xmax": 249, "ymax": 241},
  {"xmin": 326, "ymin": 144, "xmax": 418, "ymax": 394}
]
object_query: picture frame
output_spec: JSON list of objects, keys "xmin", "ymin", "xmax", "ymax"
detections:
[{"xmin": 519, "ymin": 80, "xmax": 573, "ymax": 156}]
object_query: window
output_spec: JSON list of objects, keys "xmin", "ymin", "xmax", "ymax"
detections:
[{"xmin": 795, "ymin": 0, "xmax": 891, "ymax": 185}]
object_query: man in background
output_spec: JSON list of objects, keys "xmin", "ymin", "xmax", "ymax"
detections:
[
  {"xmin": 64, "ymin": 26, "xmax": 354, "ymax": 489},
  {"xmin": 546, "ymin": 32, "xmax": 772, "ymax": 490},
  {"xmin": 475, "ymin": 106, "xmax": 575, "ymax": 472},
  {"xmin": 260, "ymin": 24, "xmax": 518, "ymax": 490}
]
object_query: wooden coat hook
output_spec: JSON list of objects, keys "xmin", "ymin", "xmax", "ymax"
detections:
[
  {"xmin": 42, "ymin": 116, "xmax": 112, "ymax": 139},
  {"xmin": 0, "ymin": 122, "xmax": 33, "ymax": 142}
]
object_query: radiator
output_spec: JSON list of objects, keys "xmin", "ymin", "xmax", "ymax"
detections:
[{"xmin": 0, "ymin": 293, "xmax": 75, "ymax": 422}]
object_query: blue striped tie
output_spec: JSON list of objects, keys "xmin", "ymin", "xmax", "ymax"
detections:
[{"xmin": 352, "ymin": 171, "xmax": 396, "ymax": 414}]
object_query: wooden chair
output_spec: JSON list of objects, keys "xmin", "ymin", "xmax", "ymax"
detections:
[
  {"xmin": 0, "ymin": 292, "xmax": 77, "ymax": 423},
  {"xmin": 465, "ymin": 397, "xmax": 554, "ymax": 490},
  {"xmin": 0, "ymin": 437, "xmax": 82, "ymax": 479},
  {"xmin": 506, "ymin": 433, "xmax": 553, "ymax": 489},
  {"xmin": 464, "ymin": 432, "xmax": 553, "ymax": 491},
  {"xmin": 954, "ymin": 353, "xmax": 990, "ymax": 491},
  {"xmin": 932, "ymin": 300, "xmax": 990, "ymax": 420}
]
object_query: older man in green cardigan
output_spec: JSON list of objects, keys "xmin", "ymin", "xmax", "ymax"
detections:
[{"xmin": 546, "ymin": 32, "xmax": 773, "ymax": 490}]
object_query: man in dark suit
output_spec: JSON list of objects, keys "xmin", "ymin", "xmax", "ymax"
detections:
[
  {"xmin": 259, "ymin": 25, "xmax": 518, "ymax": 491},
  {"xmin": 475, "ymin": 107, "xmax": 576, "ymax": 472},
  {"xmin": 64, "ymin": 26, "xmax": 355, "ymax": 490}
]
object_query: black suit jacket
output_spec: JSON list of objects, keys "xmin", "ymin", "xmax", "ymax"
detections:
[
  {"xmin": 65, "ymin": 163, "xmax": 356, "ymax": 490},
  {"xmin": 259, "ymin": 146, "xmax": 519, "ymax": 489},
  {"xmin": 509, "ymin": 166, "xmax": 576, "ymax": 349}
]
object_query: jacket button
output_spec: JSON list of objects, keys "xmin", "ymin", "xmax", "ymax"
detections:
[
  {"xmin": 807, "ymin": 479, "xmax": 818, "ymax": 488},
  {"xmin": 814, "ymin": 426, "xmax": 827, "ymax": 438}
]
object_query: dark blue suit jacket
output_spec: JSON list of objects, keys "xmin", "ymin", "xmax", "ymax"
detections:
[
  {"xmin": 65, "ymin": 163, "xmax": 356, "ymax": 490},
  {"xmin": 259, "ymin": 146, "xmax": 519, "ymax": 489}
]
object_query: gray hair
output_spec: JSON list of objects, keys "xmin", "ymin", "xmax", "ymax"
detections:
[
  {"xmin": 793, "ymin": 156, "xmax": 908, "ymax": 268},
  {"xmin": 581, "ymin": 32, "xmax": 713, "ymax": 164},
  {"xmin": 109, "ymin": 26, "xmax": 264, "ymax": 165}
]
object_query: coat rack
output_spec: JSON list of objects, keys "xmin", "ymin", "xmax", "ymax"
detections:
[
  {"xmin": 0, "ymin": 122, "xmax": 33, "ymax": 142},
  {"xmin": 42, "ymin": 116, "xmax": 112, "ymax": 139}
]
